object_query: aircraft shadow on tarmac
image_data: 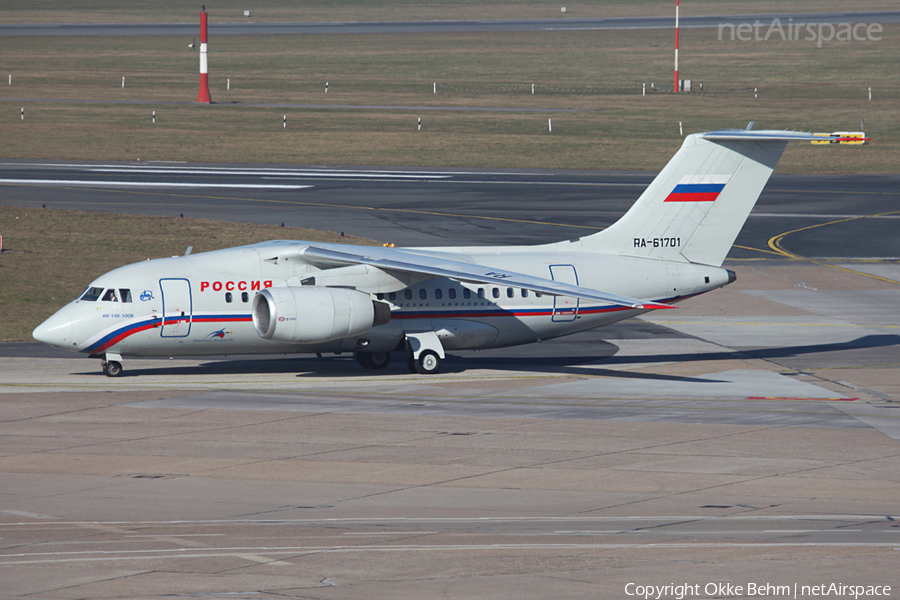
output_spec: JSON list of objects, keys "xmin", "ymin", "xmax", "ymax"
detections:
[
  {"xmin": 69, "ymin": 334, "xmax": 899, "ymax": 381},
  {"xmin": 598, "ymin": 334, "xmax": 900, "ymax": 368}
]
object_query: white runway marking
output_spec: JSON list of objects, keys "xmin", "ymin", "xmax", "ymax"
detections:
[
  {"xmin": 4, "ymin": 542, "xmax": 899, "ymax": 566},
  {"xmin": 88, "ymin": 167, "xmax": 453, "ymax": 179},
  {"xmin": 0, "ymin": 162, "xmax": 649, "ymax": 185},
  {"xmin": 753, "ymin": 213, "xmax": 900, "ymax": 219},
  {"xmin": 1, "ymin": 514, "xmax": 894, "ymax": 525},
  {"xmin": 0, "ymin": 179, "xmax": 312, "ymax": 189},
  {"xmin": 0, "ymin": 510, "xmax": 57, "ymax": 520}
]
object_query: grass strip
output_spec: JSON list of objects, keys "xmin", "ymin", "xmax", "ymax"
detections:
[{"xmin": 1, "ymin": 26, "xmax": 897, "ymax": 171}]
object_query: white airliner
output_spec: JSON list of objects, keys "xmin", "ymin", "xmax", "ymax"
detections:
[{"xmin": 33, "ymin": 127, "xmax": 863, "ymax": 376}]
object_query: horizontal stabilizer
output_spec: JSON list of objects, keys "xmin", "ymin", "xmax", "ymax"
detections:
[{"xmin": 702, "ymin": 129, "xmax": 868, "ymax": 143}]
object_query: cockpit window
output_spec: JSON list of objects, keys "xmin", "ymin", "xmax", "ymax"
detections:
[
  {"xmin": 119, "ymin": 289, "xmax": 132, "ymax": 303},
  {"xmin": 101, "ymin": 289, "xmax": 119, "ymax": 302},
  {"xmin": 80, "ymin": 287, "xmax": 104, "ymax": 302}
]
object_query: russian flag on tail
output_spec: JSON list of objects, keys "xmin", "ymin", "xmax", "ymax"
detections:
[{"xmin": 664, "ymin": 174, "xmax": 731, "ymax": 202}]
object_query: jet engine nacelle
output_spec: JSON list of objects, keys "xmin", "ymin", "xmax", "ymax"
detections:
[{"xmin": 252, "ymin": 287, "xmax": 390, "ymax": 344}]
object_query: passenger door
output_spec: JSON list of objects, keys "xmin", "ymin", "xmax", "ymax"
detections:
[
  {"xmin": 549, "ymin": 264, "xmax": 579, "ymax": 322},
  {"xmin": 159, "ymin": 278, "xmax": 192, "ymax": 337}
]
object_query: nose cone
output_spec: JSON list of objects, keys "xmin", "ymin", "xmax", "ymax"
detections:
[{"xmin": 33, "ymin": 308, "xmax": 76, "ymax": 350}]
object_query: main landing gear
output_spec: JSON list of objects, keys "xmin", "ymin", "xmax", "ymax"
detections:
[
  {"xmin": 408, "ymin": 349, "xmax": 441, "ymax": 374},
  {"xmin": 404, "ymin": 332, "xmax": 445, "ymax": 375},
  {"xmin": 354, "ymin": 333, "xmax": 446, "ymax": 375},
  {"xmin": 101, "ymin": 353, "xmax": 123, "ymax": 377},
  {"xmin": 355, "ymin": 350, "xmax": 392, "ymax": 370}
]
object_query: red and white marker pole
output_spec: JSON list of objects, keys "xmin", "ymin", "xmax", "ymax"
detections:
[
  {"xmin": 674, "ymin": 0, "xmax": 680, "ymax": 92},
  {"xmin": 196, "ymin": 6, "xmax": 212, "ymax": 103}
]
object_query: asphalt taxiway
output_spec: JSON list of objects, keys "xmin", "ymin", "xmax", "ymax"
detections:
[
  {"xmin": 3, "ymin": 11, "xmax": 900, "ymax": 37},
  {"xmin": 2, "ymin": 160, "xmax": 899, "ymax": 254},
  {"xmin": 1, "ymin": 163, "xmax": 899, "ymax": 598}
]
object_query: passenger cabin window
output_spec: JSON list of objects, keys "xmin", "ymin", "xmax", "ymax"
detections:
[
  {"xmin": 241, "ymin": 292, "xmax": 249, "ymax": 303},
  {"xmin": 80, "ymin": 287, "xmax": 103, "ymax": 302},
  {"xmin": 435, "ymin": 289, "xmax": 442, "ymax": 299},
  {"xmin": 376, "ymin": 293, "xmax": 384, "ymax": 300},
  {"xmin": 405, "ymin": 289, "xmax": 413, "ymax": 300},
  {"xmin": 506, "ymin": 288, "xmax": 514, "ymax": 298},
  {"xmin": 419, "ymin": 289, "xmax": 427, "ymax": 300},
  {"xmin": 119, "ymin": 289, "xmax": 133, "ymax": 303},
  {"xmin": 492, "ymin": 288, "xmax": 500, "ymax": 299},
  {"xmin": 389, "ymin": 292, "xmax": 397, "ymax": 301},
  {"xmin": 448, "ymin": 288, "xmax": 457, "ymax": 299},
  {"xmin": 225, "ymin": 292, "xmax": 233, "ymax": 303},
  {"xmin": 463, "ymin": 289, "xmax": 471, "ymax": 299},
  {"xmin": 101, "ymin": 289, "xmax": 119, "ymax": 302},
  {"xmin": 521, "ymin": 289, "xmax": 529, "ymax": 298},
  {"xmin": 477, "ymin": 288, "xmax": 485, "ymax": 299}
]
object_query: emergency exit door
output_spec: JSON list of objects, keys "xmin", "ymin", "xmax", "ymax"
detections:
[
  {"xmin": 159, "ymin": 278, "xmax": 193, "ymax": 337},
  {"xmin": 549, "ymin": 264, "xmax": 579, "ymax": 322}
]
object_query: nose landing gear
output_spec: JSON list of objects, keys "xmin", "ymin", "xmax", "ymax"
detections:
[{"xmin": 101, "ymin": 353, "xmax": 123, "ymax": 377}]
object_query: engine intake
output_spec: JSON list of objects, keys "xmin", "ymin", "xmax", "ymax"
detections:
[{"xmin": 252, "ymin": 287, "xmax": 390, "ymax": 344}]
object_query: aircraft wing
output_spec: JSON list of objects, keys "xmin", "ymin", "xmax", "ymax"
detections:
[{"xmin": 299, "ymin": 245, "xmax": 673, "ymax": 310}]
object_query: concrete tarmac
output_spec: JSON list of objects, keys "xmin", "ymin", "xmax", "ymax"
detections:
[{"xmin": 1, "ymin": 165, "xmax": 899, "ymax": 598}]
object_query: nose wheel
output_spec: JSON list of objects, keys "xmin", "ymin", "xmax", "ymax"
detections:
[
  {"xmin": 101, "ymin": 353, "xmax": 124, "ymax": 377},
  {"xmin": 102, "ymin": 360, "xmax": 123, "ymax": 377}
]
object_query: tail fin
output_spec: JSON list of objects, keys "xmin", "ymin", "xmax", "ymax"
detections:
[{"xmin": 581, "ymin": 129, "xmax": 854, "ymax": 267}]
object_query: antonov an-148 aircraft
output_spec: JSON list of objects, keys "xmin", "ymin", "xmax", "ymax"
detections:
[{"xmin": 33, "ymin": 127, "xmax": 864, "ymax": 376}]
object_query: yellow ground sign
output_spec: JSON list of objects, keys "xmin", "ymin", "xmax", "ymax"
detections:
[{"xmin": 812, "ymin": 132, "xmax": 868, "ymax": 145}]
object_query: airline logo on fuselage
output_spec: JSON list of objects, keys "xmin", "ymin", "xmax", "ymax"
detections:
[
  {"xmin": 199, "ymin": 280, "xmax": 273, "ymax": 292},
  {"xmin": 664, "ymin": 174, "xmax": 731, "ymax": 202}
]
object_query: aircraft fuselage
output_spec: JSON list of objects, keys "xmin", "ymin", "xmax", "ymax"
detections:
[{"xmin": 35, "ymin": 240, "xmax": 730, "ymax": 362}]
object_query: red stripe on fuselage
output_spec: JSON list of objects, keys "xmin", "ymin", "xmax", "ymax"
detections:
[
  {"xmin": 392, "ymin": 305, "xmax": 633, "ymax": 320},
  {"xmin": 90, "ymin": 320, "xmax": 160, "ymax": 354}
]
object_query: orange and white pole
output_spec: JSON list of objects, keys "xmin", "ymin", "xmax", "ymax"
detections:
[
  {"xmin": 674, "ymin": 0, "xmax": 679, "ymax": 92},
  {"xmin": 196, "ymin": 6, "xmax": 212, "ymax": 103}
]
